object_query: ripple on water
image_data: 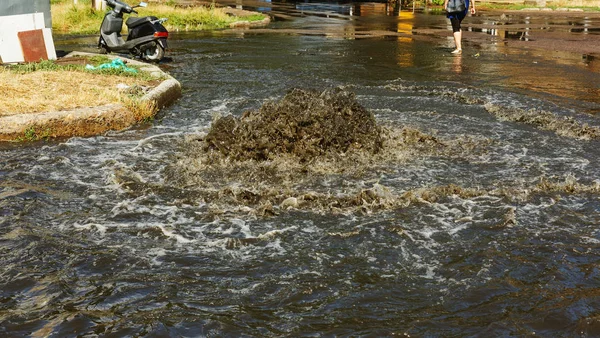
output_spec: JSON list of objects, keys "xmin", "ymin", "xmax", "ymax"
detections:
[{"xmin": 2, "ymin": 61, "xmax": 600, "ymax": 335}]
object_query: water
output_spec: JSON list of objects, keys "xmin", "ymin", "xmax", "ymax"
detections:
[{"xmin": 2, "ymin": 3, "xmax": 600, "ymax": 336}]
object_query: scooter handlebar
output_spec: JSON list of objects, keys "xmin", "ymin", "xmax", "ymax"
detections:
[{"xmin": 106, "ymin": 0, "xmax": 134, "ymax": 14}]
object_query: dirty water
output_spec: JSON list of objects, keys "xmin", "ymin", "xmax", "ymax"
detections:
[{"xmin": 2, "ymin": 2, "xmax": 600, "ymax": 336}]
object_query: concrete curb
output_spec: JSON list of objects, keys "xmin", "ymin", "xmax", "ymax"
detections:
[
  {"xmin": 223, "ymin": 7, "xmax": 272, "ymax": 29},
  {"xmin": 229, "ymin": 16, "xmax": 271, "ymax": 29},
  {"xmin": 0, "ymin": 52, "xmax": 182, "ymax": 142}
]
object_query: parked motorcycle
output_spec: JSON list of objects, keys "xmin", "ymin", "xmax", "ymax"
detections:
[{"xmin": 98, "ymin": 0, "xmax": 168, "ymax": 62}]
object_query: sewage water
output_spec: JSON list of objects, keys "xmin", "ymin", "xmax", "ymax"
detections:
[{"xmin": 2, "ymin": 4, "xmax": 600, "ymax": 337}]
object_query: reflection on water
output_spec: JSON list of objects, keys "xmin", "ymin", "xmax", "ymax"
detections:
[
  {"xmin": 353, "ymin": 2, "xmax": 387, "ymax": 16},
  {"xmin": 584, "ymin": 54, "xmax": 600, "ymax": 73},
  {"xmin": 479, "ymin": 27, "xmax": 532, "ymax": 41},
  {"xmin": 293, "ymin": 0, "xmax": 402, "ymax": 17},
  {"xmin": 396, "ymin": 10, "xmax": 414, "ymax": 36},
  {"xmin": 296, "ymin": 2, "xmax": 353, "ymax": 15},
  {"xmin": 451, "ymin": 52, "xmax": 462, "ymax": 73}
]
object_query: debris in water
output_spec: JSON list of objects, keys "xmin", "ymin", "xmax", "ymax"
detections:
[
  {"xmin": 160, "ymin": 88, "xmax": 494, "ymax": 218},
  {"xmin": 484, "ymin": 103, "xmax": 600, "ymax": 140},
  {"xmin": 204, "ymin": 88, "xmax": 383, "ymax": 162},
  {"xmin": 534, "ymin": 174, "xmax": 600, "ymax": 194}
]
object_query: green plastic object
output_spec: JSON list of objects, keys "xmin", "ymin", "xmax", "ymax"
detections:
[{"xmin": 85, "ymin": 58, "xmax": 138, "ymax": 73}]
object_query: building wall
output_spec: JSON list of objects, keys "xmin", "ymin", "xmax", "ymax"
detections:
[{"xmin": 0, "ymin": 0, "xmax": 52, "ymax": 28}]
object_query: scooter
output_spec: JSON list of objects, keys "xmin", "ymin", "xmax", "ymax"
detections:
[{"xmin": 98, "ymin": 0, "xmax": 168, "ymax": 62}]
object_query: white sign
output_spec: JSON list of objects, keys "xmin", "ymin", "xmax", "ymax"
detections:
[{"xmin": 0, "ymin": 13, "xmax": 57, "ymax": 63}]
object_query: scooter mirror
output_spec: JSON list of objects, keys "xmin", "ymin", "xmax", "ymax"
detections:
[{"xmin": 139, "ymin": 2, "xmax": 148, "ymax": 7}]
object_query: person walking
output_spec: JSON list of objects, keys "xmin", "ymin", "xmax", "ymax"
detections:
[{"xmin": 444, "ymin": 0, "xmax": 476, "ymax": 54}]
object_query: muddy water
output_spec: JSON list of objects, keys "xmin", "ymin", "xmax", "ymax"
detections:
[{"xmin": 3, "ymin": 4, "xmax": 600, "ymax": 337}]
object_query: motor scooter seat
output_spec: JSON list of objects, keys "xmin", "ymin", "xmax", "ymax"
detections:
[{"xmin": 126, "ymin": 16, "xmax": 158, "ymax": 29}]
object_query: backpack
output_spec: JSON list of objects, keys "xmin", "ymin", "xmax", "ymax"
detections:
[{"xmin": 447, "ymin": 0, "xmax": 466, "ymax": 13}]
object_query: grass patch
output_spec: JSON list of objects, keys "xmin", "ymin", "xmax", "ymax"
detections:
[
  {"xmin": 0, "ymin": 57, "xmax": 158, "ymax": 116},
  {"xmin": 145, "ymin": 4, "xmax": 237, "ymax": 31},
  {"xmin": 124, "ymin": 98, "xmax": 158, "ymax": 123},
  {"xmin": 17, "ymin": 126, "xmax": 53, "ymax": 142},
  {"xmin": 51, "ymin": 0, "xmax": 105, "ymax": 34},
  {"xmin": 4, "ymin": 57, "xmax": 158, "ymax": 81},
  {"xmin": 238, "ymin": 13, "xmax": 267, "ymax": 22},
  {"xmin": 88, "ymin": 55, "xmax": 112, "ymax": 65},
  {"xmin": 51, "ymin": 0, "xmax": 268, "ymax": 34}
]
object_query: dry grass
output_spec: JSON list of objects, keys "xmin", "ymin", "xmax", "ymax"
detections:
[
  {"xmin": 124, "ymin": 97, "xmax": 158, "ymax": 122},
  {"xmin": 146, "ymin": 4, "xmax": 237, "ymax": 31},
  {"xmin": 50, "ymin": 0, "xmax": 265, "ymax": 34},
  {"xmin": 50, "ymin": 1, "xmax": 105, "ymax": 35},
  {"xmin": 0, "ymin": 68, "xmax": 153, "ymax": 116}
]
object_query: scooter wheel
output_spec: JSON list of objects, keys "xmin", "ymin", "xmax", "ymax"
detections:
[{"xmin": 142, "ymin": 43, "xmax": 165, "ymax": 62}]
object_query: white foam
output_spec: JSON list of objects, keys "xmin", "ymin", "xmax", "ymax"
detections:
[
  {"xmin": 157, "ymin": 225, "xmax": 195, "ymax": 244},
  {"xmin": 146, "ymin": 247, "xmax": 167, "ymax": 266},
  {"xmin": 265, "ymin": 238, "xmax": 286, "ymax": 256},
  {"xmin": 130, "ymin": 132, "xmax": 183, "ymax": 152},
  {"xmin": 580, "ymin": 236, "xmax": 600, "ymax": 244},
  {"xmin": 72, "ymin": 222, "xmax": 107, "ymax": 236},
  {"xmin": 228, "ymin": 282, "xmax": 262, "ymax": 294}
]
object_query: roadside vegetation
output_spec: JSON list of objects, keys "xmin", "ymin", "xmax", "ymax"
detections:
[
  {"xmin": 51, "ymin": 0, "xmax": 268, "ymax": 34},
  {"xmin": 0, "ymin": 56, "xmax": 157, "ymax": 119}
]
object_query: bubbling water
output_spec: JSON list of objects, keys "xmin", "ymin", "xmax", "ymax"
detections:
[{"xmin": 153, "ymin": 87, "xmax": 599, "ymax": 221}]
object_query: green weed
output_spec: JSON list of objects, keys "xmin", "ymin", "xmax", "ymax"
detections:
[
  {"xmin": 18, "ymin": 126, "xmax": 52, "ymax": 142},
  {"xmin": 88, "ymin": 55, "xmax": 112, "ymax": 66}
]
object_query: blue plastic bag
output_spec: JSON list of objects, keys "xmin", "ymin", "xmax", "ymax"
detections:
[{"xmin": 85, "ymin": 58, "xmax": 138, "ymax": 73}]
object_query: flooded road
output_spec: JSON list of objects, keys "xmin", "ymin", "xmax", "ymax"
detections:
[{"xmin": 2, "ymin": 2, "xmax": 600, "ymax": 336}]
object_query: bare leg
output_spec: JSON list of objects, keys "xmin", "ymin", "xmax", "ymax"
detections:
[{"xmin": 453, "ymin": 30, "xmax": 462, "ymax": 53}]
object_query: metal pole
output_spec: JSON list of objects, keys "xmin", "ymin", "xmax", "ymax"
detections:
[{"xmin": 92, "ymin": 0, "xmax": 106, "ymax": 10}]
